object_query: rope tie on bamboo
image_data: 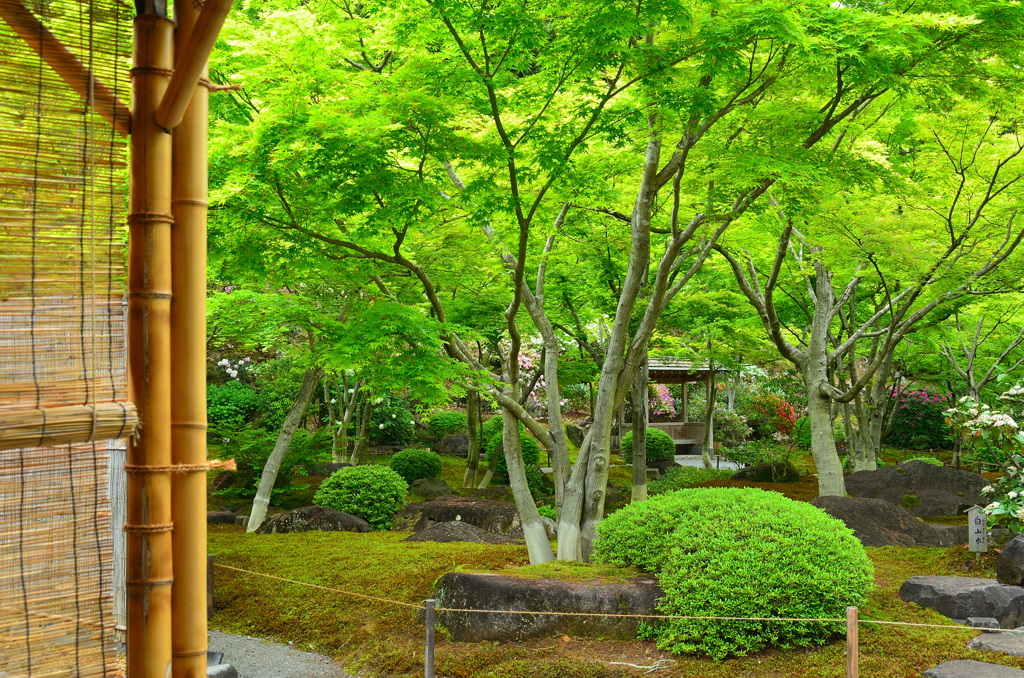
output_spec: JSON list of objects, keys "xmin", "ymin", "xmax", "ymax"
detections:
[
  {"xmin": 129, "ymin": 66, "xmax": 173, "ymax": 78},
  {"xmin": 124, "ymin": 459, "xmax": 236, "ymax": 474},
  {"xmin": 123, "ymin": 523, "xmax": 173, "ymax": 533}
]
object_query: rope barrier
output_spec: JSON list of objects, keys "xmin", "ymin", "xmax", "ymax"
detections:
[{"xmin": 212, "ymin": 562, "xmax": 1017, "ymax": 631}]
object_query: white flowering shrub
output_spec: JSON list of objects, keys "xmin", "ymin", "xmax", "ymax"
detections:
[
  {"xmin": 369, "ymin": 395, "xmax": 415, "ymax": 445},
  {"xmin": 947, "ymin": 384, "xmax": 1024, "ymax": 532}
]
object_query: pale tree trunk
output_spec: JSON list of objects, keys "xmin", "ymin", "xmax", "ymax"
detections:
[
  {"xmin": 350, "ymin": 398, "xmax": 372, "ymax": 465},
  {"xmin": 477, "ymin": 415, "xmax": 501, "ymax": 489},
  {"xmin": 630, "ymin": 357, "xmax": 649, "ymax": 502},
  {"xmin": 337, "ymin": 374, "xmax": 360, "ymax": 464},
  {"xmin": 501, "ymin": 404, "xmax": 555, "ymax": 564},
  {"xmin": 248, "ymin": 367, "xmax": 323, "ymax": 532},
  {"xmin": 463, "ymin": 389, "xmax": 480, "ymax": 488},
  {"xmin": 701, "ymin": 363, "xmax": 716, "ymax": 470},
  {"xmin": 805, "ymin": 327, "xmax": 845, "ymax": 496},
  {"xmin": 323, "ymin": 375, "xmax": 341, "ymax": 462}
]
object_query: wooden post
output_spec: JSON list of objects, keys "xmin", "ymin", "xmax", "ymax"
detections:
[
  {"xmin": 207, "ymin": 555, "xmax": 214, "ymax": 621},
  {"xmin": 127, "ymin": 12, "xmax": 175, "ymax": 678},
  {"xmin": 681, "ymin": 382, "xmax": 689, "ymax": 422},
  {"xmin": 169, "ymin": 0, "xmax": 211, "ymax": 672},
  {"xmin": 846, "ymin": 606, "xmax": 859, "ymax": 678},
  {"xmin": 425, "ymin": 599, "xmax": 435, "ymax": 678}
]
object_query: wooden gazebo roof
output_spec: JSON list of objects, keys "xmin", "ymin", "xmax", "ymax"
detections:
[{"xmin": 647, "ymin": 357, "xmax": 717, "ymax": 384}]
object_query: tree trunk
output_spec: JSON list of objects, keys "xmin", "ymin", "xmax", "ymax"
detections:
[
  {"xmin": 324, "ymin": 375, "xmax": 342, "ymax": 463},
  {"xmin": 463, "ymin": 389, "xmax": 480, "ymax": 488},
  {"xmin": 350, "ymin": 397, "xmax": 371, "ymax": 465},
  {"xmin": 501, "ymin": 405, "xmax": 554, "ymax": 564},
  {"xmin": 630, "ymin": 357, "xmax": 649, "ymax": 502},
  {"xmin": 804, "ymin": 353, "xmax": 845, "ymax": 496},
  {"xmin": 477, "ymin": 416, "xmax": 501, "ymax": 489},
  {"xmin": 702, "ymin": 364, "xmax": 716, "ymax": 470},
  {"xmin": 248, "ymin": 367, "xmax": 322, "ymax": 532}
]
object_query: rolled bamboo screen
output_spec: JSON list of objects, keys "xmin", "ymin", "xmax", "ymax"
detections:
[
  {"xmin": 0, "ymin": 0, "xmax": 136, "ymax": 450},
  {"xmin": 0, "ymin": 0, "xmax": 132, "ymax": 674}
]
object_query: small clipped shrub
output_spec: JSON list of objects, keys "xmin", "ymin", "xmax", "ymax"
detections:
[
  {"xmin": 389, "ymin": 447, "xmax": 443, "ymax": 483},
  {"xmin": 369, "ymin": 396, "xmax": 415, "ymax": 445},
  {"xmin": 620, "ymin": 428, "xmax": 676, "ymax": 464},
  {"xmin": 485, "ymin": 427, "xmax": 541, "ymax": 477},
  {"xmin": 648, "ymin": 467, "xmax": 733, "ymax": 495},
  {"xmin": 905, "ymin": 454, "xmax": 943, "ymax": 467},
  {"xmin": 427, "ymin": 411, "xmax": 468, "ymax": 440},
  {"xmin": 596, "ymin": 488, "xmax": 874, "ymax": 660},
  {"xmin": 480, "ymin": 415, "xmax": 503, "ymax": 442},
  {"xmin": 313, "ymin": 465, "xmax": 408, "ymax": 530}
]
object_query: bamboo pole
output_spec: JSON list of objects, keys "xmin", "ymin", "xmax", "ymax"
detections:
[
  {"xmin": 127, "ymin": 13, "xmax": 175, "ymax": 678},
  {"xmin": 0, "ymin": 0, "xmax": 130, "ymax": 135},
  {"xmin": 169, "ymin": 0, "xmax": 209, "ymax": 671},
  {"xmin": 154, "ymin": 0, "xmax": 234, "ymax": 131}
]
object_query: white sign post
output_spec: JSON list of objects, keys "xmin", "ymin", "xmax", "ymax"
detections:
[{"xmin": 968, "ymin": 505, "xmax": 987, "ymax": 553}]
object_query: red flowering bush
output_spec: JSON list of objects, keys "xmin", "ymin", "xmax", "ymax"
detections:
[
  {"xmin": 746, "ymin": 393, "xmax": 797, "ymax": 439},
  {"xmin": 885, "ymin": 387, "xmax": 952, "ymax": 449}
]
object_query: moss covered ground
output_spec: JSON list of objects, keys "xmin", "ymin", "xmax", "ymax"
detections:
[{"xmin": 209, "ymin": 524, "xmax": 1024, "ymax": 678}]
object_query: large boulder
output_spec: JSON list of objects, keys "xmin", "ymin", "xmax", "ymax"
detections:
[
  {"xmin": 732, "ymin": 461, "xmax": 800, "ymax": 482},
  {"xmin": 309, "ymin": 462, "xmax": 351, "ymax": 477},
  {"xmin": 648, "ymin": 458, "xmax": 682, "ymax": 475},
  {"xmin": 433, "ymin": 571, "xmax": 664, "ymax": 642},
  {"xmin": 924, "ymin": 661, "xmax": 1024, "ymax": 678},
  {"xmin": 845, "ymin": 460, "xmax": 987, "ymax": 517},
  {"xmin": 207, "ymin": 511, "xmax": 235, "ymax": 525},
  {"xmin": 898, "ymin": 576, "xmax": 1024, "ymax": 628},
  {"xmin": 409, "ymin": 477, "xmax": 453, "ymax": 499},
  {"xmin": 404, "ymin": 521, "xmax": 520, "ymax": 545},
  {"xmin": 435, "ymin": 434, "xmax": 470, "ymax": 457},
  {"xmin": 564, "ymin": 423, "xmax": 586, "ymax": 448},
  {"xmin": 998, "ymin": 535, "xmax": 1024, "ymax": 586},
  {"xmin": 809, "ymin": 496, "xmax": 950, "ymax": 547},
  {"xmin": 414, "ymin": 495, "xmax": 522, "ymax": 536},
  {"xmin": 254, "ymin": 506, "xmax": 371, "ymax": 535}
]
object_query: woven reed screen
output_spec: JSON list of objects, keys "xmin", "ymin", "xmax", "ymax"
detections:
[
  {"xmin": 0, "ymin": 0, "xmax": 132, "ymax": 674},
  {"xmin": 0, "ymin": 0, "xmax": 136, "ymax": 450}
]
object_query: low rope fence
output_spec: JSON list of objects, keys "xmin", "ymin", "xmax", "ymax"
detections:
[{"xmin": 211, "ymin": 561, "xmax": 1013, "ymax": 678}]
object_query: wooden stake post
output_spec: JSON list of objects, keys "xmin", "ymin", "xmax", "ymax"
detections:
[{"xmin": 846, "ymin": 606, "xmax": 859, "ymax": 678}]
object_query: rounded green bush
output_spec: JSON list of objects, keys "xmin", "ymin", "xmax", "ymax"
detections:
[
  {"xmin": 480, "ymin": 415, "xmax": 503, "ymax": 442},
  {"xmin": 313, "ymin": 465, "xmax": 408, "ymax": 530},
  {"xmin": 485, "ymin": 428, "xmax": 541, "ymax": 477},
  {"xmin": 389, "ymin": 447, "xmax": 444, "ymax": 483},
  {"xmin": 905, "ymin": 455, "xmax": 944, "ymax": 467},
  {"xmin": 369, "ymin": 397, "xmax": 415, "ymax": 445},
  {"xmin": 596, "ymin": 488, "xmax": 874, "ymax": 660},
  {"xmin": 620, "ymin": 428, "xmax": 676, "ymax": 464},
  {"xmin": 427, "ymin": 412, "xmax": 468, "ymax": 439}
]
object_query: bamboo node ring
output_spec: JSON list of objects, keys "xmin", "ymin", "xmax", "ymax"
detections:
[
  {"xmin": 129, "ymin": 66, "xmax": 173, "ymax": 78},
  {"xmin": 127, "ymin": 212, "xmax": 174, "ymax": 225},
  {"xmin": 123, "ymin": 522, "xmax": 174, "ymax": 533}
]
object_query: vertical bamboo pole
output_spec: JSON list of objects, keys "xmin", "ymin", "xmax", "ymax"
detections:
[
  {"xmin": 127, "ymin": 13, "xmax": 174, "ymax": 678},
  {"xmin": 169, "ymin": 0, "xmax": 208, "ymax": 673}
]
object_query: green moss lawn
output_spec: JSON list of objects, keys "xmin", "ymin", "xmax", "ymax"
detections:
[{"xmin": 210, "ymin": 524, "xmax": 1024, "ymax": 678}]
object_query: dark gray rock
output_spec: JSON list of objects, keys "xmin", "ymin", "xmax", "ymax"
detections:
[
  {"xmin": 409, "ymin": 477, "xmax": 453, "ymax": 499},
  {"xmin": 207, "ymin": 511, "xmax": 235, "ymax": 525},
  {"xmin": 732, "ymin": 460, "xmax": 800, "ymax": 482},
  {"xmin": 254, "ymin": 506, "xmax": 371, "ymax": 535},
  {"xmin": 809, "ymin": 496, "xmax": 949, "ymax": 547},
  {"xmin": 404, "ymin": 521, "xmax": 521, "ymax": 545},
  {"xmin": 899, "ymin": 576, "xmax": 1024, "ymax": 629},
  {"xmin": 310, "ymin": 462, "xmax": 351, "ymax": 477},
  {"xmin": 969, "ymin": 632, "xmax": 1024, "ymax": 656},
  {"xmin": 207, "ymin": 650, "xmax": 224, "ymax": 666},
  {"xmin": 564, "ymin": 423, "xmax": 586, "ymax": 448},
  {"xmin": 969, "ymin": 617, "xmax": 1003, "ymax": 629},
  {"xmin": 435, "ymin": 434, "xmax": 470, "ymax": 457},
  {"xmin": 206, "ymin": 664, "xmax": 238, "ymax": 678},
  {"xmin": 233, "ymin": 515, "xmax": 248, "ymax": 529},
  {"xmin": 924, "ymin": 660, "xmax": 1024, "ymax": 677},
  {"xmin": 466, "ymin": 487, "xmax": 513, "ymax": 501},
  {"xmin": 433, "ymin": 571, "xmax": 664, "ymax": 642},
  {"xmin": 648, "ymin": 458, "xmax": 682, "ymax": 475},
  {"xmin": 414, "ymin": 495, "xmax": 522, "ymax": 536},
  {"xmin": 933, "ymin": 524, "xmax": 1010, "ymax": 548},
  {"xmin": 646, "ymin": 468, "xmax": 660, "ymax": 481},
  {"xmin": 998, "ymin": 535, "xmax": 1024, "ymax": 586},
  {"xmin": 846, "ymin": 460, "xmax": 987, "ymax": 517}
]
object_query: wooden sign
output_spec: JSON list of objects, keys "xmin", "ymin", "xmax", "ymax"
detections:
[{"xmin": 968, "ymin": 506, "xmax": 987, "ymax": 553}]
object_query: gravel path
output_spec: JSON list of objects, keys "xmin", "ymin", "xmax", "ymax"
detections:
[{"xmin": 209, "ymin": 630, "xmax": 358, "ymax": 678}]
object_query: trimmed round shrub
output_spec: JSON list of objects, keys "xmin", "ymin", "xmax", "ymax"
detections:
[
  {"xmin": 905, "ymin": 454, "xmax": 944, "ymax": 467},
  {"xmin": 313, "ymin": 465, "xmax": 408, "ymax": 530},
  {"xmin": 427, "ymin": 412, "xmax": 468, "ymax": 439},
  {"xmin": 389, "ymin": 447, "xmax": 443, "ymax": 483},
  {"xmin": 485, "ymin": 427, "xmax": 541, "ymax": 477},
  {"xmin": 369, "ymin": 396, "xmax": 415, "ymax": 445},
  {"xmin": 620, "ymin": 428, "xmax": 676, "ymax": 464},
  {"xmin": 596, "ymin": 488, "xmax": 874, "ymax": 659},
  {"xmin": 207, "ymin": 381, "xmax": 259, "ymax": 431}
]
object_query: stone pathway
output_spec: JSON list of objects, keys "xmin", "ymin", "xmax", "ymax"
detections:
[
  {"xmin": 208, "ymin": 631, "xmax": 356, "ymax": 678},
  {"xmin": 924, "ymin": 660, "xmax": 1024, "ymax": 677},
  {"xmin": 673, "ymin": 454, "xmax": 741, "ymax": 470}
]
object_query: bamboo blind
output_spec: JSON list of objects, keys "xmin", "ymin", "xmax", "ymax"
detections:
[
  {"xmin": 0, "ymin": 0, "xmax": 130, "ymax": 674},
  {"xmin": 0, "ymin": 0, "xmax": 136, "ymax": 450}
]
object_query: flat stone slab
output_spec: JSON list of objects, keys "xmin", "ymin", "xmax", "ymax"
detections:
[
  {"xmin": 433, "ymin": 571, "xmax": 663, "ymax": 642},
  {"xmin": 924, "ymin": 660, "xmax": 1024, "ymax": 677},
  {"xmin": 969, "ymin": 632, "xmax": 1024, "ymax": 656},
  {"xmin": 900, "ymin": 577, "xmax": 1024, "ymax": 629}
]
